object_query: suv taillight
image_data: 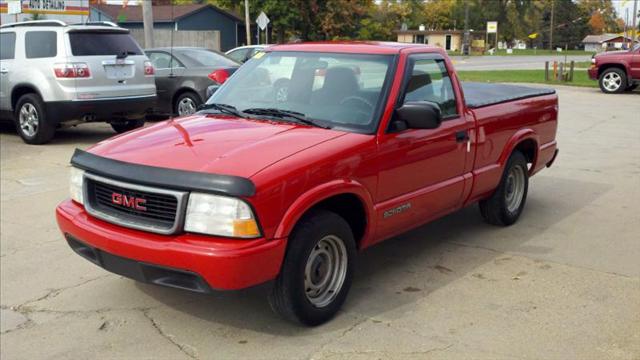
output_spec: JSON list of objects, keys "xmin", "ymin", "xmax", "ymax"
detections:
[
  {"xmin": 54, "ymin": 63, "xmax": 91, "ymax": 78},
  {"xmin": 144, "ymin": 61, "xmax": 155, "ymax": 76}
]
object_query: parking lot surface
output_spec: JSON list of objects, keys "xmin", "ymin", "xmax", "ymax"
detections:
[
  {"xmin": 451, "ymin": 54, "xmax": 593, "ymax": 71},
  {"xmin": 1, "ymin": 86, "xmax": 639, "ymax": 359}
]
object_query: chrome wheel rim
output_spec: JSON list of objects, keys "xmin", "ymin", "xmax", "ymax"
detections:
[
  {"xmin": 505, "ymin": 165, "xmax": 526, "ymax": 213},
  {"xmin": 603, "ymin": 72, "xmax": 622, "ymax": 92},
  {"xmin": 275, "ymin": 86, "xmax": 288, "ymax": 102},
  {"xmin": 304, "ymin": 235, "xmax": 348, "ymax": 308},
  {"xmin": 19, "ymin": 103, "xmax": 39, "ymax": 137},
  {"xmin": 177, "ymin": 97, "xmax": 197, "ymax": 116}
]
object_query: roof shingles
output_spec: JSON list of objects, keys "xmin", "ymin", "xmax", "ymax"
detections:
[{"xmin": 91, "ymin": 4, "xmax": 243, "ymax": 23}]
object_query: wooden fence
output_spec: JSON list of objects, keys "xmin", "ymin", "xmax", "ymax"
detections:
[{"xmin": 129, "ymin": 29, "xmax": 220, "ymax": 51}]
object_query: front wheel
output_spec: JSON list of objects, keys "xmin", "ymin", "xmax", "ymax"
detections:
[
  {"xmin": 479, "ymin": 151, "xmax": 529, "ymax": 226},
  {"xmin": 599, "ymin": 68, "xmax": 627, "ymax": 94},
  {"xmin": 111, "ymin": 119, "xmax": 144, "ymax": 134},
  {"xmin": 268, "ymin": 210, "xmax": 356, "ymax": 326}
]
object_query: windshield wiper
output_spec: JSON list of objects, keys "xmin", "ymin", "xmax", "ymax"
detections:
[
  {"xmin": 242, "ymin": 108, "xmax": 330, "ymax": 129},
  {"xmin": 198, "ymin": 103, "xmax": 243, "ymax": 117}
]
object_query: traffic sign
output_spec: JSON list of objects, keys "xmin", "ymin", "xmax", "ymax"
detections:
[{"xmin": 256, "ymin": 12, "xmax": 270, "ymax": 31}]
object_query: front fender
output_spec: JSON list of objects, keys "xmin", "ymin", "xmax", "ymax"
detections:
[{"xmin": 273, "ymin": 180, "xmax": 375, "ymax": 246}]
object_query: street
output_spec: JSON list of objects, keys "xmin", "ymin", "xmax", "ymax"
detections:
[
  {"xmin": 451, "ymin": 54, "xmax": 593, "ymax": 71},
  {"xmin": 1, "ymin": 85, "xmax": 639, "ymax": 359}
]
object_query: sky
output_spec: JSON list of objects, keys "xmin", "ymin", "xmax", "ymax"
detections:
[{"xmin": 614, "ymin": 0, "xmax": 639, "ymax": 25}]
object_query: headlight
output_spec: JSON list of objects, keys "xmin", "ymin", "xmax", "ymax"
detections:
[
  {"xmin": 591, "ymin": 57, "xmax": 596, "ymax": 64},
  {"xmin": 184, "ymin": 193, "xmax": 260, "ymax": 238},
  {"xmin": 69, "ymin": 167, "xmax": 85, "ymax": 204}
]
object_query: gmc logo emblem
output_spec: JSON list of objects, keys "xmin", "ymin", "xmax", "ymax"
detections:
[{"xmin": 111, "ymin": 193, "xmax": 147, "ymax": 211}]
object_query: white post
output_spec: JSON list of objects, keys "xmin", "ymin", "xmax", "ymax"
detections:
[
  {"xmin": 142, "ymin": 0, "xmax": 154, "ymax": 48},
  {"xmin": 244, "ymin": 0, "xmax": 251, "ymax": 45}
]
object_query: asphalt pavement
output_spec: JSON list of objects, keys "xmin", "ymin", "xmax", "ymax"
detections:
[
  {"xmin": 1, "ymin": 85, "xmax": 639, "ymax": 359},
  {"xmin": 451, "ymin": 54, "xmax": 593, "ymax": 71}
]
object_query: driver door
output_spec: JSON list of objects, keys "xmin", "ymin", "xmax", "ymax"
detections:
[{"xmin": 374, "ymin": 54, "xmax": 473, "ymax": 241}]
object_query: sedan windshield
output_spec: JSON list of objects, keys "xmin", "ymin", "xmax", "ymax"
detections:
[
  {"xmin": 206, "ymin": 51, "xmax": 394, "ymax": 133},
  {"xmin": 178, "ymin": 49, "xmax": 239, "ymax": 67}
]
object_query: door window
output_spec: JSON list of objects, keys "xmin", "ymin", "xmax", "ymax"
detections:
[
  {"xmin": 403, "ymin": 58, "xmax": 458, "ymax": 118},
  {"xmin": 25, "ymin": 31, "xmax": 57, "ymax": 59},
  {"xmin": 0, "ymin": 32, "xmax": 16, "ymax": 60},
  {"xmin": 148, "ymin": 52, "xmax": 183, "ymax": 69}
]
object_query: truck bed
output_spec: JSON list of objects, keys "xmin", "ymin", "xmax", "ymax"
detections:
[{"xmin": 462, "ymin": 82, "xmax": 556, "ymax": 109}]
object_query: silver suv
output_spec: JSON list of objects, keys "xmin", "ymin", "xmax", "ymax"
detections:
[{"xmin": 0, "ymin": 20, "xmax": 156, "ymax": 144}]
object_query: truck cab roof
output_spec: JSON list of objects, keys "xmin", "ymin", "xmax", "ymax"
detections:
[{"xmin": 268, "ymin": 41, "xmax": 441, "ymax": 54}]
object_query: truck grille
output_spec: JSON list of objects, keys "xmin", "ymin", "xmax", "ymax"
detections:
[{"xmin": 84, "ymin": 173, "xmax": 187, "ymax": 234}]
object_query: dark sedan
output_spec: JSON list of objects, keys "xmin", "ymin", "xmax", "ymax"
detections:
[{"xmin": 145, "ymin": 47, "xmax": 240, "ymax": 116}]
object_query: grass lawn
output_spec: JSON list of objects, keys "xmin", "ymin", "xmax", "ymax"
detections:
[{"xmin": 457, "ymin": 69, "xmax": 597, "ymax": 88}]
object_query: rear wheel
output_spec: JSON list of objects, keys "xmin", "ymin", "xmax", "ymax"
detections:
[
  {"xmin": 268, "ymin": 210, "xmax": 356, "ymax": 326},
  {"xmin": 111, "ymin": 119, "xmax": 144, "ymax": 134},
  {"xmin": 599, "ymin": 68, "xmax": 627, "ymax": 94},
  {"xmin": 14, "ymin": 93, "xmax": 56, "ymax": 144},
  {"xmin": 174, "ymin": 92, "xmax": 201, "ymax": 116},
  {"xmin": 479, "ymin": 151, "xmax": 529, "ymax": 226}
]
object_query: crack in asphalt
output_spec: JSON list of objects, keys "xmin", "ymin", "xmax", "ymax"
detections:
[{"xmin": 142, "ymin": 308, "xmax": 199, "ymax": 360}]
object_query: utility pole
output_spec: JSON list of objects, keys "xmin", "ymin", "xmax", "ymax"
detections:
[
  {"xmin": 142, "ymin": 0, "xmax": 154, "ymax": 49},
  {"xmin": 244, "ymin": 0, "xmax": 251, "ymax": 45},
  {"xmin": 549, "ymin": 0, "xmax": 555, "ymax": 50},
  {"xmin": 632, "ymin": 0, "xmax": 638, "ymax": 46},
  {"xmin": 462, "ymin": 1, "xmax": 470, "ymax": 55}
]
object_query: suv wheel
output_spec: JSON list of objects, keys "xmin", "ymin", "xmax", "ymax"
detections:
[
  {"xmin": 15, "ymin": 93, "xmax": 56, "ymax": 144},
  {"xmin": 599, "ymin": 68, "xmax": 627, "ymax": 94},
  {"xmin": 174, "ymin": 92, "xmax": 201, "ymax": 116},
  {"xmin": 479, "ymin": 151, "xmax": 529, "ymax": 226},
  {"xmin": 268, "ymin": 210, "xmax": 356, "ymax": 326},
  {"xmin": 111, "ymin": 119, "xmax": 145, "ymax": 134}
]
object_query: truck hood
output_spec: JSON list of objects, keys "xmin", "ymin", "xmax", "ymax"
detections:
[
  {"xmin": 595, "ymin": 50, "xmax": 632, "ymax": 58},
  {"xmin": 88, "ymin": 114, "xmax": 347, "ymax": 178}
]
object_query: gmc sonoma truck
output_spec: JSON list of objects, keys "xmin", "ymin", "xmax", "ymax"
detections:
[{"xmin": 56, "ymin": 42, "xmax": 559, "ymax": 326}]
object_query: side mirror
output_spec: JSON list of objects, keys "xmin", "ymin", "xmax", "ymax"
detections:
[
  {"xmin": 208, "ymin": 69, "xmax": 230, "ymax": 84},
  {"xmin": 395, "ymin": 101, "xmax": 442, "ymax": 130}
]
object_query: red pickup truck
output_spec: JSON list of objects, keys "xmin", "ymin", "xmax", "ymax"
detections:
[
  {"xmin": 588, "ymin": 43, "xmax": 640, "ymax": 93},
  {"xmin": 56, "ymin": 42, "xmax": 559, "ymax": 325}
]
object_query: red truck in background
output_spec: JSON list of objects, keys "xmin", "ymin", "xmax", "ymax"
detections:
[
  {"xmin": 56, "ymin": 42, "xmax": 559, "ymax": 326},
  {"xmin": 589, "ymin": 43, "xmax": 640, "ymax": 93}
]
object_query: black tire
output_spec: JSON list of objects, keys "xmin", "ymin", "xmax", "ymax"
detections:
[
  {"xmin": 111, "ymin": 119, "xmax": 145, "ymax": 134},
  {"xmin": 268, "ymin": 210, "xmax": 356, "ymax": 326},
  {"xmin": 598, "ymin": 68, "xmax": 627, "ymax": 94},
  {"xmin": 479, "ymin": 151, "xmax": 529, "ymax": 226},
  {"xmin": 174, "ymin": 92, "xmax": 202, "ymax": 116},
  {"xmin": 14, "ymin": 93, "xmax": 56, "ymax": 145}
]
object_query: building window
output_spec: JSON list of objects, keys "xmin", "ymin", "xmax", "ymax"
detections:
[{"xmin": 415, "ymin": 34, "xmax": 425, "ymax": 44}]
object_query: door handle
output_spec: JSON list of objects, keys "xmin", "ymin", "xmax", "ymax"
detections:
[{"xmin": 455, "ymin": 131, "xmax": 469, "ymax": 142}]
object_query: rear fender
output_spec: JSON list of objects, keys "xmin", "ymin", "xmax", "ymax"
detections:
[
  {"xmin": 498, "ymin": 129, "xmax": 539, "ymax": 173},
  {"xmin": 273, "ymin": 180, "xmax": 375, "ymax": 249}
]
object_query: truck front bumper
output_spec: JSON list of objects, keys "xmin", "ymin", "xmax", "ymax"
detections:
[
  {"xmin": 56, "ymin": 199, "xmax": 286, "ymax": 292},
  {"xmin": 588, "ymin": 66, "xmax": 598, "ymax": 80}
]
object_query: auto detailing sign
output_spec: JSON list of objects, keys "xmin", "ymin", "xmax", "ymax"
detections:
[{"xmin": 1, "ymin": 0, "xmax": 89, "ymax": 17}]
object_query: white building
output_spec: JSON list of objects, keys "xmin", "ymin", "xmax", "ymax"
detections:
[{"xmin": 1, "ymin": 0, "xmax": 90, "ymax": 25}]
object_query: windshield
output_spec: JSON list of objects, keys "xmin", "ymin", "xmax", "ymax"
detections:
[
  {"xmin": 69, "ymin": 31, "xmax": 142, "ymax": 56},
  {"xmin": 206, "ymin": 51, "xmax": 394, "ymax": 133},
  {"xmin": 178, "ymin": 49, "xmax": 239, "ymax": 67},
  {"xmin": 634, "ymin": 44, "xmax": 640, "ymax": 52}
]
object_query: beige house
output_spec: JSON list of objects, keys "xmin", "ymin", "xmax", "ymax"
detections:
[{"xmin": 396, "ymin": 29, "xmax": 485, "ymax": 52}]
